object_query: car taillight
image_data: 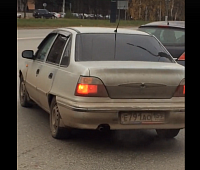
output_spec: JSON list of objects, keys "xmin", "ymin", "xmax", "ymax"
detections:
[
  {"xmin": 75, "ymin": 76, "xmax": 108, "ymax": 97},
  {"xmin": 177, "ymin": 52, "xmax": 185, "ymax": 61},
  {"xmin": 173, "ymin": 78, "xmax": 185, "ymax": 97}
]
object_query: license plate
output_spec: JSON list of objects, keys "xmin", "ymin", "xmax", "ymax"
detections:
[{"xmin": 120, "ymin": 112, "xmax": 165, "ymax": 124}]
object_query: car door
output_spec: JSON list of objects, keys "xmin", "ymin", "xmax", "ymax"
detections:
[
  {"xmin": 25, "ymin": 33, "xmax": 58, "ymax": 104},
  {"xmin": 43, "ymin": 9, "xmax": 51, "ymax": 18},
  {"xmin": 36, "ymin": 32, "xmax": 71, "ymax": 112}
]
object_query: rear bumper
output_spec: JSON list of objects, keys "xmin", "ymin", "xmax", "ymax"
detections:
[{"xmin": 56, "ymin": 97, "xmax": 185, "ymax": 130}]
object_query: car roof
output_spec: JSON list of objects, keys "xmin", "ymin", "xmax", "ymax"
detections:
[
  {"xmin": 56, "ymin": 27, "xmax": 149, "ymax": 35},
  {"xmin": 139, "ymin": 21, "xmax": 185, "ymax": 29},
  {"xmin": 36, "ymin": 9, "xmax": 47, "ymax": 11}
]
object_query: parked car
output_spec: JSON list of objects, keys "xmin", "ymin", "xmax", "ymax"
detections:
[
  {"xmin": 19, "ymin": 27, "xmax": 185, "ymax": 140},
  {"xmin": 105, "ymin": 15, "xmax": 110, "ymax": 19},
  {"xmin": 78, "ymin": 13, "xmax": 89, "ymax": 19},
  {"xmin": 88, "ymin": 14, "xmax": 104, "ymax": 19},
  {"xmin": 50, "ymin": 12, "xmax": 61, "ymax": 18},
  {"xmin": 88, "ymin": 14, "xmax": 95, "ymax": 19},
  {"xmin": 59, "ymin": 12, "xmax": 66, "ymax": 18},
  {"xmin": 138, "ymin": 21, "xmax": 185, "ymax": 66},
  {"xmin": 17, "ymin": 13, "xmax": 21, "ymax": 18},
  {"xmin": 71, "ymin": 13, "xmax": 79, "ymax": 18},
  {"xmin": 33, "ymin": 9, "xmax": 54, "ymax": 19}
]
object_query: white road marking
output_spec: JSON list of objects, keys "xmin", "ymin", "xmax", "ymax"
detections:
[{"xmin": 17, "ymin": 37, "xmax": 44, "ymax": 40}]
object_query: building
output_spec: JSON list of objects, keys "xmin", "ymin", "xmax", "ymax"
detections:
[{"xmin": 17, "ymin": 0, "xmax": 35, "ymax": 12}]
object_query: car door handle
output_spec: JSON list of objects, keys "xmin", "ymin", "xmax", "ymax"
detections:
[
  {"xmin": 48, "ymin": 73, "xmax": 53, "ymax": 79},
  {"xmin": 36, "ymin": 69, "xmax": 40, "ymax": 75}
]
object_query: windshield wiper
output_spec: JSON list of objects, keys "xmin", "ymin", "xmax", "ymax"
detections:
[
  {"xmin": 126, "ymin": 43, "xmax": 171, "ymax": 61},
  {"xmin": 126, "ymin": 43, "xmax": 158, "ymax": 56}
]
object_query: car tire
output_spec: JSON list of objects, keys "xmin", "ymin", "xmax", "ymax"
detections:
[
  {"xmin": 19, "ymin": 76, "xmax": 32, "ymax": 107},
  {"xmin": 156, "ymin": 129, "xmax": 180, "ymax": 138},
  {"xmin": 50, "ymin": 97, "xmax": 71, "ymax": 139}
]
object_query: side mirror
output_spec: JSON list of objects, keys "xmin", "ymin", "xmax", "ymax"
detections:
[{"xmin": 22, "ymin": 50, "xmax": 34, "ymax": 59}]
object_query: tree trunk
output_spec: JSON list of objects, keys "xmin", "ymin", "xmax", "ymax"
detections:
[
  {"xmin": 23, "ymin": 4, "xmax": 27, "ymax": 18},
  {"xmin": 22, "ymin": 0, "xmax": 28, "ymax": 18},
  {"xmin": 174, "ymin": 8, "xmax": 179, "ymax": 21},
  {"xmin": 17, "ymin": 0, "xmax": 23, "ymax": 12},
  {"xmin": 145, "ymin": 6, "xmax": 148, "ymax": 21},
  {"xmin": 170, "ymin": 0, "xmax": 174, "ymax": 20},
  {"xmin": 159, "ymin": 1, "xmax": 161, "ymax": 21}
]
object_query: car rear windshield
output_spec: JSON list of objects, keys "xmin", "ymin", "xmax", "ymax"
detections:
[
  {"xmin": 138, "ymin": 27, "xmax": 185, "ymax": 46},
  {"xmin": 75, "ymin": 33, "xmax": 174, "ymax": 63},
  {"xmin": 37, "ymin": 9, "xmax": 49, "ymax": 14}
]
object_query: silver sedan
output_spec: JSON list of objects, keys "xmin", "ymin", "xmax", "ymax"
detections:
[{"xmin": 19, "ymin": 27, "xmax": 185, "ymax": 140}]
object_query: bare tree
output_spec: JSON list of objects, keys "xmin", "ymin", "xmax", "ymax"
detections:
[
  {"xmin": 21, "ymin": 0, "xmax": 28, "ymax": 18},
  {"xmin": 139, "ymin": 0, "xmax": 142, "ymax": 19},
  {"xmin": 170, "ymin": 0, "xmax": 174, "ymax": 20},
  {"xmin": 17, "ymin": 0, "xmax": 22, "ymax": 12},
  {"xmin": 174, "ymin": 7, "xmax": 179, "ymax": 21}
]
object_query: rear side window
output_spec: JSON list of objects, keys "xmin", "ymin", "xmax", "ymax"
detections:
[
  {"xmin": 60, "ymin": 37, "xmax": 72, "ymax": 67},
  {"xmin": 75, "ymin": 33, "xmax": 174, "ymax": 63},
  {"xmin": 139, "ymin": 27, "xmax": 185, "ymax": 45},
  {"xmin": 46, "ymin": 34, "xmax": 68, "ymax": 64},
  {"xmin": 38, "ymin": 9, "xmax": 48, "ymax": 14}
]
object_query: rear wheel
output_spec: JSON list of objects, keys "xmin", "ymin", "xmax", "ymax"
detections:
[
  {"xmin": 19, "ymin": 76, "xmax": 32, "ymax": 107},
  {"xmin": 156, "ymin": 129, "xmax": 180, "ymax": 138},
  {"xmin": 50, "ymin": 97, "xmax": 71, "ymax": 139}
]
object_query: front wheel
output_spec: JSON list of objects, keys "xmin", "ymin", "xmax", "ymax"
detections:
[
  {"xmin": 50, "ymin": 97, "xmax": 71, "ymax": 139},
  {"xmin": 19, "ymin": 76, "xmax": 32, "ymax": 107},
  {"xmin": 156, "ymin": 129, "xmax": 180, "ymax": 139}
]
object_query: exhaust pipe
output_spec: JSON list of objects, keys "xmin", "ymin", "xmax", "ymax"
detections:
[
  {"xmin": 98, "ymin": 126, "xmax": 104, "ymax": 132},
  {"xmin": 97, "ymin": 124, "xmax": 110, "ymax": 132}
]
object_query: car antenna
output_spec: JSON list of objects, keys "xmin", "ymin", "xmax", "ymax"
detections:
[
  {"xmin": 166, "ymin": 17, "xmax": 169, "ymax": 25},
  {"xmin": 114, "ymin": 5, "xmax": 125, "ymax": 59},
  {"xmin": 114, "ymin": 18, "xmax": 120, "ymax": 33},
  {"xmin": 114, "ymin": 15, "xmax": 121, "ymax": 58},
  {"xmin": 114, "ymin": 5, "xmax": 125, "ymax": 33}
]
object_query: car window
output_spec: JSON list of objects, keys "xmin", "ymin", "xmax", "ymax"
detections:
[
  {"xmin": 39, "ymin": 9, "xmax": 45, "ymax": 14},
  {"xmin": 35, "ymin": 33, "xmax": 57, "ymax": 61},
  {"xmin": 160, "ymin": 29, "xmax": 185, "ymax": 44},
  {"xmin": 75, "ymin": 33, "xmax": 174, "ymax": 63},
  {"xmin": 46, "ymin": 34, "xmax": 68, "ymax": 65},
  {"xmin": 139, "ymin": 27, "xmax": 185, "ymax": 45},
  {"xmin": 38, "ymin": 10, "xmax": 43, "ymax": 14},
  {"xmin": 36, "ymin": 9, "xmax": 47, "ymax": 14},
  {"xmin": 60, "ymin": 37, "xmax": 72, "ymax": 67},
  {"xmin": 44, "ymin": 9, "xmax": 49, "ymax": 14}
]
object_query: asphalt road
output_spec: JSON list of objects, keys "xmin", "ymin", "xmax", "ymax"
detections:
[{"xmin": 17, "ymin": 29, "xmax": 185, "ymax": 170}]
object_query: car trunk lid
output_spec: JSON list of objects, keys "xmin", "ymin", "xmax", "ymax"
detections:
[{"xmin": 78, "ymin": 61, "xmax": 184, "ymax": 99}]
